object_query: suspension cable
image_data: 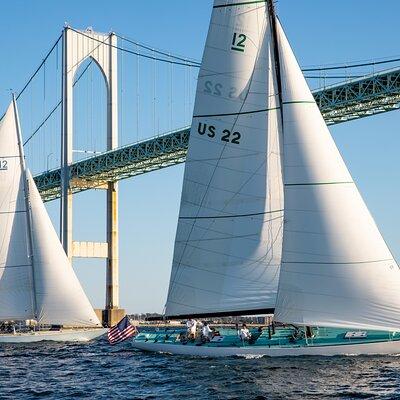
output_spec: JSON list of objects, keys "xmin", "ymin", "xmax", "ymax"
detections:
[
  {"xmin": 116, "ymin": 33, "xmax": 200, "ymax": 66},
  {"xmin": 70, "ymin": 27, "xmax": 200, "ymax": 67},
  {"xmin": 23, "ymin": 59, "xmax": 94, "ymax": 146},
  {"xmin": 16, "ymin": 33, "xmax": 63, "ymax": 101}
]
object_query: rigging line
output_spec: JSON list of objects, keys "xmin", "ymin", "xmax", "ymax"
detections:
[
  {"xmin": 23, "ymin": 59, "xmax": 94, "ymax": 147},
  {"xmin": 116, "ymin": 33, "xmax": 201, "ymax": 66},
  {"xmin": 70, "ymin": 27, "xmax": 200, "ymax": 68}
]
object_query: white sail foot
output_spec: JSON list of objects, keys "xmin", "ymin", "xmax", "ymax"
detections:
[{"xmin": 0, "ymin": 328, "xmax": 107, "ymax": 343}]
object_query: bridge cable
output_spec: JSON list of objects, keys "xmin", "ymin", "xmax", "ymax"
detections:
[
  {"xmin": 23, "ymin": 59, "xmax": 94, "ymax": 146},
  {"xmin": 70, "ymin": 27, "xmax": 201, "ymax": 68},
  {"xmin": 116, "ymin": 33, "xmax": 200, "ymax": 66}
]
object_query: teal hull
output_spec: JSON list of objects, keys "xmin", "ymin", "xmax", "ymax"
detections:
[{"xmin": 132, "ymin": 326, "xmax": 400, "ymax": 357}]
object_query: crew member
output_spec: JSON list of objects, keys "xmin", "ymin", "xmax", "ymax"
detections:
[
  {"xmin": 239, "ymin": 323, "xmax": 251, "ymax": 341},
  {"xmin": 202, "ymin": 322, "xmax": 213, "ymax": 341},
  {"xmin": 186, "ymin": 318, "xmax": 197, "ymax": 338}
]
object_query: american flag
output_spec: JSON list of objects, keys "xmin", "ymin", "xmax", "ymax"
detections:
[{"xmin": 108, "ymin": 315, "xmax": 137, "ymax": 345}]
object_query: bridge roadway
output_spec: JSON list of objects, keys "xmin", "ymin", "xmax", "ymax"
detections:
[{"xmin": 35, "ymin": 68, "xmax": 400, "ymax": 202}]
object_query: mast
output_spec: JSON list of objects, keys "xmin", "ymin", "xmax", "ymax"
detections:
[
  {"xmin": 267, "ymin": 0, "xmax": 284, "ymax": 119},
  {"xmin": 12, "ymin": 95, "xmax": 38, "ymax": 321}
]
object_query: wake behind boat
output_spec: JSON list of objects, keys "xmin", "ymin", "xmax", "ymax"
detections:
[
  {"xmin": 0, "ymin": 98, "xmax": 106, "ymax": 343},
  {"xmin": 132, "ymin": 0, "xmax": 400, "ymax": 357}
]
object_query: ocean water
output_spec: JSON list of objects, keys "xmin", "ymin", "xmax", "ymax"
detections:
[{"xmin": 1, "ymin": 337, "xmax": 400, "ymax": 399}]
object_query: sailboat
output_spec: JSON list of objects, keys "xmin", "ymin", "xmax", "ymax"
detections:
[
  {"xmin": 132, "ymin": 0, "xmax": 400, "ymax": 356},
  {"xmin": 0, "ymin": 97, "xmax": 106, "ymax": 342}
]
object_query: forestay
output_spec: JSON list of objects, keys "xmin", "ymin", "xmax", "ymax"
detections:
[
  {"xmin": 0, "ymin": 103, "xmax": 34, "ymax": 321},
  {"xmin": 273, "ymin": 19, "xmax": 400, "ymax": 332},
  {"xmin": 165, "ymin": 0, "xmax": 283, "ymax": 317}
]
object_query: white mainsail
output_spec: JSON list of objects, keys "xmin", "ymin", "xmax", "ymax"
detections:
[
  {"xmin": 273, "ymin": 19, "xmax": 400, "ymax": 331},
  {"xmin": 27, "ymin": 172, "xmax": 100, "ymax": 327},
  {"xmin": 165, "ymin": 0, "xmax": 283, "ymax": 317},
  {"xmin": 0, "ymin": 103, "xmax": 34, "ymax": 320}
]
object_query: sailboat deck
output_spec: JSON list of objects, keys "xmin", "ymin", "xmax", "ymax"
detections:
[{"xmin": 134, "ymin": 327, "xmax": 400, "ymax": 349}]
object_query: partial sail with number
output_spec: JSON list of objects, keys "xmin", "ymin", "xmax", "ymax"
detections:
[
  {"xmin": 132, "ymin": 0, "xmax": 400, "ymax": 357},
  {"xmin": 0, "ymin": 103, "xmax": 34, "ymax": 321},
  {"xmin": 0, "ymin": 98, "xmax": 106, "ymax": 342},
  {"xmin": 165, "ymin": 0, "xmax": 283, "ymax": 318}
]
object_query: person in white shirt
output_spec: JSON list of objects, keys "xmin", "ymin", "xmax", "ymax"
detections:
[
  {"xmin": 186, "ymin": 318, "xmax": 197, "ymax": 338},
  {"xmin": 201, "ymin": 322, "xmax": 213, "ymax": 341},
  {"xmin": 239, "ymin": 323, "xmax": 251, "ymax": 341}
]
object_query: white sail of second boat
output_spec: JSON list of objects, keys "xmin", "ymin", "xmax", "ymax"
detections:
[
  {"xmin": 0, "ymin": 99, "xmax": 104, "ymax": 341},
  {"xmin": 165, "ymin": 0, "xmax": 283, "ymax": 317},
  {"xmin": 0, "ymin": 103, "xmax": 34, "ymax": 321}
]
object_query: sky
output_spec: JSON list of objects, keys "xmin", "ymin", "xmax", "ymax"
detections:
[{"xmin": 0, "ymin": 1, "xmax": 400, "ymax": 313}]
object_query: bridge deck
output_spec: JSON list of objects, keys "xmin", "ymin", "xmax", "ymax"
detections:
[{"xmin": 35, "ymin": 68, "xmax": 400, "ymax": 202}]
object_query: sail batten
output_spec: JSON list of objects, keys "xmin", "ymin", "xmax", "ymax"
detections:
[{"xmin": 165, "ymin": 0, "xmax": 284, "ymax": 318}]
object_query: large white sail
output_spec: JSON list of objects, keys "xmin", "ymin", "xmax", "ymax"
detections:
[
  {"xmin": 0, "ymin": 103, "xmax": 34, "ymax": 321},
  {"xmin": 165, "ymin": 0, "xmax": 283, "ymax": 317},
  {"xmin": 27, "ymin": 172, "xmax": 101, "ymax": 327},
  {"xmin": 273, "ymin": 19, "xmax": 400, "ymax": 331}
]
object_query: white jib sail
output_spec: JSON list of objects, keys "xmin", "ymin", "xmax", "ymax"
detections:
[
  {"xmin": 273, "ymin": 19, "xmax": 400, "ymax": 331},
  {"xmin": 165, "ymin": 0, "xmax": 283, "ymax": 317},
  {"xmin": 27, "ymin": 172, "xmax": 101, "ymax": 327},
  {"xmin": 0, "ymin": 103, "xmax": 34, "ymax": 321}
]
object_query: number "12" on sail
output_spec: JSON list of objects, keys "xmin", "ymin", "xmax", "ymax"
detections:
[
  {"xmin": 231, "ymin": 33, "xmax": 246, "ymax": 52},
  {"xmin": 0, "ymin": 159, "xmax": 7, "ymax": 171}
]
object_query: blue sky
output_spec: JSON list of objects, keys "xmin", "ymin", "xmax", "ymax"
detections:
[{"xmin": 0, "ymin": 1, "xmax": 400, "ymax": 313}]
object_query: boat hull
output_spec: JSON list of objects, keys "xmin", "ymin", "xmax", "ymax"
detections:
[
  {"xmin": 132, "ymin": 339, "xmax": 400, "ymax": 357},
  {"xmin": 0, "ymin": 328, "xmax": 107, "ymax": 343}
]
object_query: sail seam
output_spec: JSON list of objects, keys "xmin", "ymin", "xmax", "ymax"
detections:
[
  {"xmin": 193, "ymin": 106, "xmax": 280, "ymax": 118},
  {"xmin": 282, "ymin": 258, "xmax": 393, "ymax": 265},
  {"xmin": 213, "ymin": 0, "xmax": 267, "ymax": 8},
  {"xmin": 0, "ymin": 264, "xmax": 32, "ymax": 269},
  {"xmin": 0, "ymin": 210, "xmax": 27, "ymax": 214},
  {"xmin": 285, "ymin": 181, "xmax": 354, "ymax": 187},
  {"xmin": 180, "ymin": 209, "xmax": 284, "ymax": 220}
]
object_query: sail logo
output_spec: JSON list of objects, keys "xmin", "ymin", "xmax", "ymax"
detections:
[
  {"xmin": 231, "ymin": 33, "xmax": 246, "ymax": 52},
  {"xmin": 0, "ymin": 159, "xmax": 8, "ymax": 171},
  {"xmin": 197, "ymin": 122, "xmax": 241, "ymax": 144}
]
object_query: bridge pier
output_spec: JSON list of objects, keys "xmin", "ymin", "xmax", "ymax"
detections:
[{"xmin": 60, "ymin": 26, "xmax": 124, "ymax": 327}]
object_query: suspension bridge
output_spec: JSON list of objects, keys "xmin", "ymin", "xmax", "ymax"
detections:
[{"xmin": 10, "ymin": 26, "xmax": 400, "ymax": 325}]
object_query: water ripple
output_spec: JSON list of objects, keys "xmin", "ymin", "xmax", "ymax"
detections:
[{"xmin": 1, "ymin": 338, "xmax": 400, "ymax": 399}]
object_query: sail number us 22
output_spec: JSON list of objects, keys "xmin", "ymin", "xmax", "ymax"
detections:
[{"xmin": 197, "ymin": 122, "xmax": 241, "ymax": 144}]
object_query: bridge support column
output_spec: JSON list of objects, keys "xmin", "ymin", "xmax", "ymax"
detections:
[
  {"xmin": 60, "ymin": 27, "xmax": 124, "ymax": 327},
  {"xmin": 105, "ymin": 36, "xmax": 123, "ymax": 326}
]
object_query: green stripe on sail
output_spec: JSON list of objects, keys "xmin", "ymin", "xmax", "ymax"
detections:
[{"xmin": 213, "ymin": 0, "xmax": 267, "ymax": 9}]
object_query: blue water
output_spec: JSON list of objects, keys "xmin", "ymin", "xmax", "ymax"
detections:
[{"xmin": 1, "ymin": 337, "xmax": 400, "ymax": 399}]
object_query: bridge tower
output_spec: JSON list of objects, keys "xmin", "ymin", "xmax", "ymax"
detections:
[{"xmin": 60, "ymin": 26, "xmax": 124, "ymax": 326}]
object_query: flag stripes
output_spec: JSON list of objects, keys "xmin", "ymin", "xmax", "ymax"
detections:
[{"xmin": 107, "ymin": 315, "xmax": 137, "ymax": 345}]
